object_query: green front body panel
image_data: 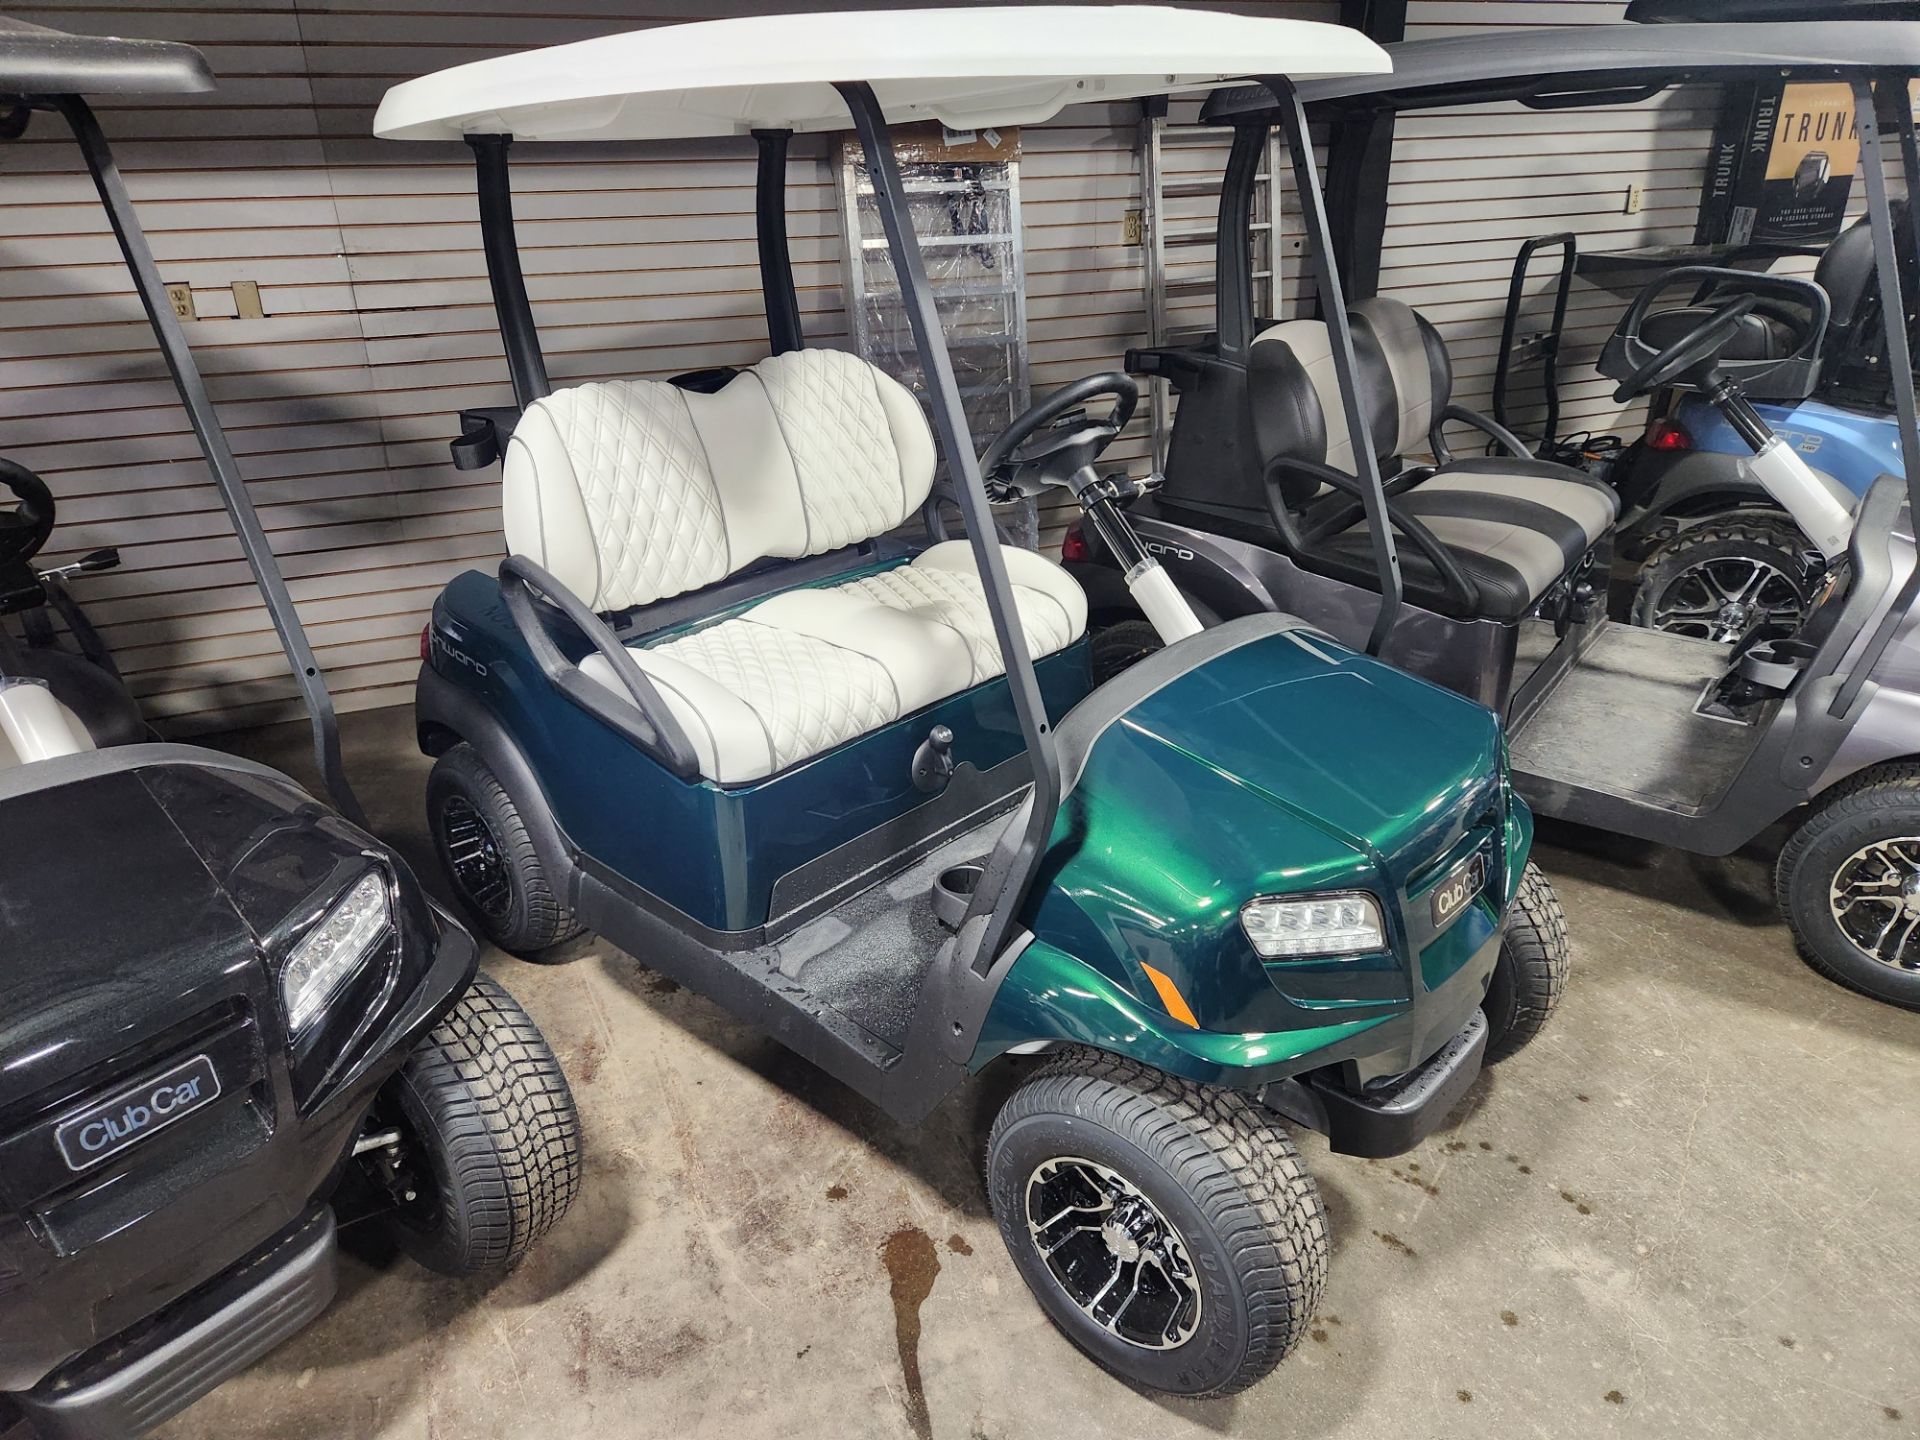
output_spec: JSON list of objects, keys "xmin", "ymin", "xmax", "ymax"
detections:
[{"xmin": 976, "ymin": 625, "xmax": 1533, "ymax": 1087}]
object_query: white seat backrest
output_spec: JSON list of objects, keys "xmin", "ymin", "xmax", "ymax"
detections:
[{"xmin": 503, "ymin": 349, "xmax": 935, "ymax": 610}]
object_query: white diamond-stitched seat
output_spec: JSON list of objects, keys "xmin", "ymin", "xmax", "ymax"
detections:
[{"xmin": 506, "ymin": 350, "xmax": 1089, "ymax": 784}]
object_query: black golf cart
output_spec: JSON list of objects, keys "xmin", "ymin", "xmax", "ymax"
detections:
[
  {"xmin": 0, "ymin": 23, "xmax": 579, "ymax": 1438},
  {"xmin": 380, "ymin": 6, "xmax": 1574, "ymax": 1397},
  {"xmin": 1070, "ymin": 22, "xmax": 1920, "ymax": 1011}
]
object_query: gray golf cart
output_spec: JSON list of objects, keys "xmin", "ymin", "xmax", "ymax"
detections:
[{"xmin": 1071, "ymin": 23, "xmax": 1920, "ymax": 1010}]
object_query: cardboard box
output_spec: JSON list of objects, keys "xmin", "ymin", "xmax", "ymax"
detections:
[{"xmin": 1697, "ymin": 80, "xmax": 1861, "ymax": 248}]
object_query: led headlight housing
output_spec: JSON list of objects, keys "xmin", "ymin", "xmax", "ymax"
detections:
[
  {"xmin": 282, "ymin": 869, "xmax": 392, "ymax": 1032},
  {"xmin": 1240, "ymin": 891, "xmax": 1385, "ymax": 960}
]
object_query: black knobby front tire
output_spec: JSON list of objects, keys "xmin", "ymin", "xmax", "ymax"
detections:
[
  {"xmin": 382, "ymin": 971, "xmax": 583, "ymax": 1275},
  {"xmin": 1776, "ymin": 762, "xmax": 1920, "ymax": 1011},
  {"xmin": 428, "ymin": 742, "xmax": 580, "ymax": 956},
  {"xmin": 1629, "ymin": 513, "xmax": 1816, "ymax": 644},
  {"xmin": 987, "ymin": 1050, "xmax": 1327, "ymax": 1397},
  {"xmin": 1483, "ymin": 862, "xmax": 1571, "ymax": 1062},
  {"xmin": 1089, "ymin": 617, "xmax": 1164, "ymax": 685}
]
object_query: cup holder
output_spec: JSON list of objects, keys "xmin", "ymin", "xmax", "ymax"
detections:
[{"xmin": 932, "ymin": 862, "xmax": 984, "ymax": 931}]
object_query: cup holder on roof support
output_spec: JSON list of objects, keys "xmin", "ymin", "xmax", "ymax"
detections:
[{"xmin": 932, "ymin": 863, "xmax": 984, "ymax": 931}]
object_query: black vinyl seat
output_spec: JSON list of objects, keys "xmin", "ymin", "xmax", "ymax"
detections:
[{"xmin": 1248, "ymin": 298, "xmax": 1619, "ymax": 621}]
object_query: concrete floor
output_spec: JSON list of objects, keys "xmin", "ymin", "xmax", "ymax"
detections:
[{"xmin": 151, "ymin": 705, "xmax": 1918, "ymax": 1440}]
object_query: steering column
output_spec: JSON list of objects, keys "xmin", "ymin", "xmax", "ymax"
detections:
[{"xmin": 981, "ymin": 374, "xmax": 1204, "ymax": 647}]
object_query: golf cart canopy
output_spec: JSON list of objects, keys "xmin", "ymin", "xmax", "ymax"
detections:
[
  {"xmin": 1202, "ymin": 22, "xmax": 1920, "ymax": 120},
  {"xmin": 1627, "ymin": 0, "xmax": 1920, "ymax": 19},
  {"xmin": 0, "ymin": 17, "xmax": 214, "ymax": 98},
  {"xmin": 372, "ymin": 5, "xmax": 1389, "ymax": 142}
]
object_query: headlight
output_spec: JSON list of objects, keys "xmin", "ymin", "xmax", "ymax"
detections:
[
  {"xmin": 282, "ymin": 870, "xmax": 391, "ymax": 1032},
  {"xmin": 1240, "ymin": 892, "xmax": 1385, "ymax": 959}
]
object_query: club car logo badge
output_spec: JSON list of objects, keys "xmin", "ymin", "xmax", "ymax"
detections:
[
  {"xmin": 1430, "ymin": 853, "xmax": 1487, "ymax": 930},
  {"xmin": 54, "ymin": 1054, "xmax": 221, "ymax": 1173}
]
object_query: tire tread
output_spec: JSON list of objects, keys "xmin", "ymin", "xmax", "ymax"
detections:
[
  {"xmin": 989, "ymin": 1051, "xmax": 1327, "ymax": 1397},
  {"xmin": 1484, "ymin": 862, "xmax": 1571, "ymax": 1062},
  {"xmin": 392, "ymin": 971, "xmax": 582, "ymax": 1273},
  {"xmin": 431, "ymin": 743, "xmax": 580, "ymax": 954}
]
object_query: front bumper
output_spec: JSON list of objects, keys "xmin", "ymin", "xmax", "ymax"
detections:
[
  {"xmin": 14, "ymin": 1208, "xmax": 338, "ymax": 1440},
  {"xmin": 1259, "ymin": 1010, "xmax": 1488, "ymax": 1158}
]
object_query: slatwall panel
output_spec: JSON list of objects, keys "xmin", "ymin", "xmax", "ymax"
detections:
[
  {"xmin": 1383, "ymin": 1, "xmax": 1884, "ymax": 455},
  {"xmin": 1380, "ymin": 0, "xmax": 1677, "ymax": 452},
  {"xmin": 16, "ymin": 2, "xmax": 1817, "ymax": 734},
  {"xmin": 1, "ymin": 0, "xmax": 1331, "ymax": 734}
]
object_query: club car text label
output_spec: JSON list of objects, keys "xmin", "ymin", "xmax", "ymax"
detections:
[{"xmin": 54, "ymin": 1054, "xmax": 222, "ymax": 1172}]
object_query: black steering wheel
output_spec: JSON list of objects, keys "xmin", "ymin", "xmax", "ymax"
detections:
[
  {"xmin": 1611, "ymin": 293, "xmax": 1761, "ymax": 402},
  {"xmin": 0, "ymin": 457, "xmax": 54, "ymax": 569},
  {"xmin": 980, "ymin": 373, "xmax": 1138, "ymax": 499}
]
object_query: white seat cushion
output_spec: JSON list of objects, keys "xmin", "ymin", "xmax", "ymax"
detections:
[
  {"xmin": 579, "ymin": 542, "xmax": 1088, "ymax": 783},
  {"xmin": 839, "ymin": 542, "xmax": 1087, "ymax": 685}
]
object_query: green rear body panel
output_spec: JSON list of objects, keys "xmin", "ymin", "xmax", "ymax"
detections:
[{"xmin": 975, "ymin": 623, "xmax": 1533, "ymax": 1087}]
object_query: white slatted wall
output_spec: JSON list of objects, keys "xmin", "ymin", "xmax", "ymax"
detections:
[{"xmin": 4, "ymin": 0, "xmax": 1786, "ymax": 735}]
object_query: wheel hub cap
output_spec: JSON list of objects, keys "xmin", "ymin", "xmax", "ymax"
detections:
[
  {"xmin": 1651, "ymin": 555, "xmax": 1805, "ymax": 644},
  {"xmin": 1025, "ymin": 1157, "xmax": 1201, "ymax": 1351},
  {"xmin": 1828, "ymin": 837, "xmax": 1920, "ymax": 972},
  {"xmin": 441, "ymin": 796, "xmax": 513, "ymax": 920}
]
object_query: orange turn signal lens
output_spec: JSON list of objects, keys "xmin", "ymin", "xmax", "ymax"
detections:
[{"xmin": 1140, "ymin": 961, "xmax": 1199, "ymax": 1029}]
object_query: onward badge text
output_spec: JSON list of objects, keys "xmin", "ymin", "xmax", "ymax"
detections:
[{"xmin": 54, "ymin": 1054, "xmax": 222, "ymax": 1172}]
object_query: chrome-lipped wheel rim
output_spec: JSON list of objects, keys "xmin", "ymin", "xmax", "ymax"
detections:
[
  {"xmin": 1024, "ymin": 1156, "xmax": 1202, "ymax": 1351},
  {"xmin": 1829, "ymin": 837, "xmax": 1920, "ymax": 973},
  {"xmin": 441, "ymin": 796, "xmax": 513, "ymax": 920},
  {"xmin": 1649, "ymin": 555, "xmax": 1805, "ymax": 644}
]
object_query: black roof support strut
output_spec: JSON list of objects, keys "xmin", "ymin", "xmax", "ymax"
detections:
[
  {"xmin": 753, "ymin": 128, "xmax": 806, "ymax": 355},
  {"xmin": 55, "ymin": 95, "xmax": 365, "ymax": 825},
  {"xmin": 832, "ymin": 79, "xmax": 1061, "ymax": 982},
  {"xmin": 1834, "ymin": 77, "xmax": 1920, "ymax": 717},
  {"xmin": 468, "ymin": 134, "xmax": 550, "ymax": 411},
  {"xmin": 1259, "ymin": 75, "xmax": 1404, "ymax": 655}
]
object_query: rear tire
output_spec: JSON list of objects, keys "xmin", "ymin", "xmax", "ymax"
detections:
[
  {"xmin": 1776, "ymin": 763, "xmax": 1920, "ymax": 1011},
  {"xmin": 428, "ymin": 742, "xmax": 580, "ymax": 955},
  {"xmin": 1089, "ymin": 617, "xmax": 1164, "ymax": 685},
  {"xmin": 987, "ymin": 1050, "xmax": 1327, "ymax": 1397},
  {"xmin": 377, "ymin": 971, "xmax": 582, "ymax": 1275},
  {"xmin": 1629, "ymin": 513, "xmax": 1816, "ymax": 644},
  {"xmin": 1482, "ymin": 862, "xmax": 1571, "ymax": 1062}
]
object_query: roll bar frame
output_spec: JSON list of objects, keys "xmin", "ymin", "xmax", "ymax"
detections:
[{"xmin": 36, "ymin": 96, "xmax": 365, "ymax": 824}]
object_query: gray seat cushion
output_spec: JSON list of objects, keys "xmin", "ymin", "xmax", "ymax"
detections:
[{"xmin": 1329, "ymin": 457, "xmax": 1620, "ymax": 621}]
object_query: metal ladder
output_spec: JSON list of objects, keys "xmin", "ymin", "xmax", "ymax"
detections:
[{"xmin": 1137, "ymin": 100, "xmax": 1285, "ymax": 469}]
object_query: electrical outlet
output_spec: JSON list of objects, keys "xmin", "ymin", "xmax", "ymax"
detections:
[
  {"xmin": 165, "ymin": 282, "xmax": 196, "ymax": 320},
  {"xmin": 1624, "ymin": 183, "xmax": 1643, "ymax": 216},
  {"xmin": 232, "ymin": 280, "xmax": 264, "ymax": 319},
  {"xmin": 1122, "ymin": 207, "xmax": 1143, "ymax": 245}
]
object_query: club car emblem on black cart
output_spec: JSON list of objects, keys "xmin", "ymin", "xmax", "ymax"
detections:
[{"xmin": 54, "ymin": 1054, "xmax": 221, "ymax": 1172}]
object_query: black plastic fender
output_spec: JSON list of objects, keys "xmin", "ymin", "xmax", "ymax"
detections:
[{"xmin": 414, "ymin": 663, "xmax": 581, "ymax": 908}]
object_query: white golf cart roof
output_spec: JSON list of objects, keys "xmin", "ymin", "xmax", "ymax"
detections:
[{"xmin": 372, "ymin": 6, "xmax": 1390, "ymax": 143}]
